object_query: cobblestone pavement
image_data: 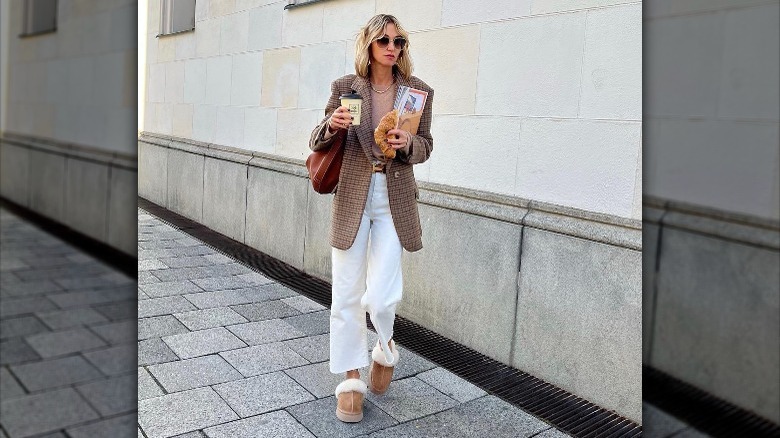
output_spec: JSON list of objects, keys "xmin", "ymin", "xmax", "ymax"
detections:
[{"xmin": 0, "ymin": 207, "xmax": 137, "ymax": 438}]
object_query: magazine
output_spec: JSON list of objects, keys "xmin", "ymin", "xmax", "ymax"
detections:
[{"xmin": 393, "ymin": 86, "xmax": 428, "ymax": 135}]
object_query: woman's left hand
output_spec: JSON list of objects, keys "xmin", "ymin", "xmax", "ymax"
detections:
[{"xmin": 386, "ymin": 129, "xmax": 411, "ymax": 150}]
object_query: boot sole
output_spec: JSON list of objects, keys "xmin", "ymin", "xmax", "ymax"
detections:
[{"xmin": 336, "ymin": 408, "xmax": 364, "ymax": 422}]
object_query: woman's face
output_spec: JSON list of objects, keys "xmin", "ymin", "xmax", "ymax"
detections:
[{"xmin": 370, "ymin": 23, "xmax": 404, "ymax": 70}]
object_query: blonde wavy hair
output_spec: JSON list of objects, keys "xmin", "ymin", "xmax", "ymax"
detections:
[{"xmin": 354, "ymin": 14, "xmax": 413, "ymax": 79}]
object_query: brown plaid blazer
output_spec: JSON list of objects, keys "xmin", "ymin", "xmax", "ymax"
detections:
[{"xmin": 309, "ymin": 74, "xmax": 434, "ymax": 252}]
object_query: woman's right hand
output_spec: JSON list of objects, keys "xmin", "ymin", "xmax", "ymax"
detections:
[{"xmin": 328, "ymin": 106, "xmax": 353, "ymax": 133}]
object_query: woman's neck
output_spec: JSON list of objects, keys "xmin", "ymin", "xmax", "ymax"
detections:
[{"xmin": 370, "ymin": 65, "xmax": 395, "ymax": 86}]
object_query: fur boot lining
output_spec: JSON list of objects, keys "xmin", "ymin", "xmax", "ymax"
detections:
[
  {"xmin": 335, "ymin": 378, "xmax": 368, "ymax": 397},
  {"xmin": 372, "ymin": 340, "xmax": 400, "ymax": 367}
]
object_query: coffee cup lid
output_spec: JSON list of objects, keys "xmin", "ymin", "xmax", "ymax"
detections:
[{"xmin": 340, "ymin": 91, "xmax": 362, "ymax": 100}]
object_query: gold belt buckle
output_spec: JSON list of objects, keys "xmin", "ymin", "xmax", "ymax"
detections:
[{"xmin": 372, "ymin": 162, "xmax": 385, "ymax": 173}]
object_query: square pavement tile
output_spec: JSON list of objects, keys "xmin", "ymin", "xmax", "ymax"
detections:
[
  {"xmin": 83, "ymin": 343, "xmax": 137, "ymax": 375},
  {"xmin": 535, "ymin": 427, "xmax": 574, "ymax": 437},
  {"xmin": 36, "ymin": 307, "xmax": 109, "ymax": 329},
  {"xmin": 283, "ymin": 333, "xmax": 330, "ymax": 363},
  {"xmin": 162, "ymin": 327, "xmax": 247, "ymax": 359},
  {"xmin": 183, "ymin": 285, "xmax": 295, "ymax": 309},
  {"xmin": 139, "ymin": 387, "xmax": 239, "ymax": 438},
  {"xmin": 139, "ymin": 367, "xmax": 165, "ymax": 400},
  {"xmin": 25, "ymin": 327, "xmax": 107, "ymax": 358},
  {"xmin": 0, "ymin": 296, "xmax": 58, "ymax": 317},
  {"xmin": 139, "ymin": 296, "xmax": 197, "ymax": 318},
  {"xmin": 0, "ymin": 338, "xmax": 40, "ymax": 364},
  {"xmin": 643, "ymin": 403, "xmax": 689, "ymax": 438},
  {"xmin": 226, "ymin": 319, "xmax": 306, "ymax": 345},
  {"xmin": 203, "ymin": 410, "xmax": 315, "ymax": 438},
  {"xmin": 148, "ymin": 354, "xmax": 244, "ymax": 393},
  {"xmin": 139, "ymin": 315, "xmax": 190, "ymax": 340},
  {"xmin": 415, "ymin": 367, "xmax": 487, "ymax": 403},
  {"xmin": 192, "ymin": 273, "xmax": 274, "ymax": 291},
  {"xmin": 10, "ymin": 355, "xmax": 104, "ymax": 392},
  {"xmin": 220, "ymin": 342, "xmax": 309, "ymax": 377},
  {"xmin": 67, "ymin": 413, "xmax": 137, "ymax": 438},
  {"xmin": 0, "ymin": 315, "xmax": 49, "ymax": 339},
  {"xmin": 364, "ymin": 395, "xmax": 550, "ymax": 438},
  {"xmin": 138, "ymin": 338, "xmax": 180, "ymax": 366},
  {"xmin": 150, "ymin": 264, "xmax": 250, "ymax": 282},
  {"xmin": 282, "ymin": 295, "xmax": 327, "ymax": 313},
  {"xmin": 47, "ymin": 286, "xmax": 135, "ymax": 308},
  {"xmin": 0, "ymin": 367, "xmax": 26, "ymax": 400},
  {"xmin": 93, "ymin": 300, "xmax": 137, "ymax": 321},
  {"xmin": 173, "ymin": 307, "xmax": 248, "ymax": 331},
  {"xmin": 231, "ymin": 300, "xmax": 301, "ymax": 321},
  {"xmin": 213, "ymin": 371, "xmax": 315, "ymax": 418},
  {"xmin": 156, "ymin": 255, "xmax": 216, "ymax": 269},
  {"xmin": 140, "ymin": 259, "xmax": 169, "ymax": 271},
  {"xmin": 364, "ymin": 376, "xmax": 459, "ymax": 423},
  {"xmin": 0, "ymin": 279, "xmax": 62, "ymax": 297},
  {"xmin": 54, "ymin": 273, "xmax": 131, "ymax": 290},
  {"xmin": 140, "ymin": 280, "xmax": 204, "ymax": 298},
  {"xmin": 386, "ymin": 346, "xmax": 437, "ymax": 380},
  {"xmin": 287, "ymin": 395, "xmax": 397, "ymax": 438},
  {"xmin": 89, "ymin": 319, "xmax": 137, "ymax": 344},
  {"xmin": 0, "ymin": 387, "xmax": 99, "ymax": 438},
  {"xmin": 139, "ymin": 271, "xmax": 162, "ymax": 285},
  {"xmin": 284, "ymin": 361, "xmax": 348, "ymax": 399},
  {"xmin": 75, "ymin": 373, "xmax": 137, "ymax": 416},
  {"xmin": 282, "ymin": 310, "xmax": 330, "ymax": 336}
]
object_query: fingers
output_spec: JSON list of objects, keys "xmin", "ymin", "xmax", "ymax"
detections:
[
  {"xmin": 329, "ymin": 106, "xmax": 354, "ymax": 130},
  {"xmin": 386, "ymin": 129, "xmax": 409, "ymax": 149}
]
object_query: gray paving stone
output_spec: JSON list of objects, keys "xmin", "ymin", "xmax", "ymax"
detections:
[
  {"xmin": 139, "ymin": 387, "xmax": 239, "ymax": 438},
  {"xmin": 231, "ymin": 300, "xmax": 301, "ymax": 321},
  {"xmin": 10, "ymin": 355, "xmax": 104, "ymax": 392},
  {"xmin": 415, "ymin": 367, "xmax": 487, "ymax": 403},
  {"xmin": 203, "ymin": 410, "xmax": 315, "ymax": 438},
  {"xmin": 67, "ymin": 413, "xmax": 137, "ymax": 438},
  {"xmin": 184, "ymin": 285, "xmax": 295, "ymax": 309},
  {"xmin": 75, "ymin": 373, "xmax": 137, "ymax": 416},
  {"xmin": 25, "ymin": 327, "xmax": 107, "ymax": 358},
  {"xmin": 220, "ymin": 342, "xmax": 309, "ymax": 377},
  {"xmin": 283, "ymin": 333, "xmax": 330, "ymax": 363},
  {"xmin": 174, "ymin": 307, "xmax": 248, "ymax": 330},
  {"xmin": 643, "ymin": 403, "xmax": 688, "ymax": 438},
  {"xmin": 0, "ymin": 338, "xmax": 40, "ymax": 364},
  {"xmin": 139, "ymin": 315, "xmax": 190, "ymax": 340},
  {"xmin": 151, "ymin": 263, "xmax": 250, "ymax": 282},
  {"xmin": 286, "ymin": 395, "xmax": 397, "ymax": 438},
  {"xmin": 138, "ymin": 338, "xmax": 180, "ymax": 366},
  {"xmin": 139, "ymin": 367, "xmax": 165, "ymax": 400},
  {"xmin": 535, "ymin": 427, "xmax": 575, "ymax": 437},
  {"xmin": 284, "ymin": 361, "xmax": 350, "ymax": 399},
  {"xmin": 15, "ymin": 263, "xmax": 110, "ymax": 281},
  {"xmin": 388, "ymin": 346, "xmax": 438, "ymax": 380},
  {"xmin": 47, "ymin": 285, "xmax": 136, "ymax": 308},
  {"xmin": 93, "ymin": 300, "xmax": 137, "ymax": 321},
  {"xmin": 204, "ymin": 253, "xmax": 234, "ymax": 265},
  {"xmin": 139, "ymin": 296, "xmax": 197, "ymax": 318},
  {"xmin": 36, "ymin": 307, "xmax": 109, "ymax": 329},
  {"xmin": 148, "ymin": 354, "xmax": 243, "ymax": 393},
  {"xmin": 0, "ymin": 367, "xmax": 26, "ymax": 399},
  {"xmin": 364, "ymin": 376, "xmax": 459, "ymax": 423},
  {"xmin": 282, "ymin": 295, "xmax": 328, "ymax": 313},
  {"xmin": 139, "ymin": 289, "xmax": 151, "ymax": 300},
  {"xmin": 283, "ymin": 309, "xmax": 330, "ymax": 336},
  {"xmin": 171, "ymin": 431, "xmax": 206, "ymax": 438},
  {"xmin": 90, "ymin": 319, "xmax": 137, "ymax": 344},
  {"xmin": 0, "ymin": 315, "xmax": 49, "ymax": 339},
  {"xmin": 213, "ymin": 371, "xmax": 315, "ymax": 418},
  {"xmin": 157, "ymin": 255, "xmax": 219, "ymax": 269},
  {"xmin": 370, "ymin": 395, "xmax": 549, "ymax": 438},
  {"xmin": 0, "ymin": 296, "xmax": 58, "ymax": 317},
  {"xmin": 140, "ymin": 280, "xmax": 204, "ymax": 298},
  {"xmin": 162, "ymin": 327, "xmax": 246, "ymax": 359},
  {"xmin": 191, "ymin": 272, "xmax": 275, "ymax": 291},
  {"xmin": 0, "ymin": 279, "xmax": 62, "ymax": 297},
  {"xmin": 139, "ymin": 271, "xmax": 162, "ymax": 285},
  {"xmin": 139, "ymin": 245, "xmax": 217, "ymax": 260},
  {"xmin": 140, "ymin": 258, "xmax": 169, "ymax": 271},
  {"xmin": 673, "ymin": 428, "xmax": 712, "ymax": 438},
  {"xmin": 54, "ymin": 273, "xmax": 131, "ymax": 290},
  {"xmin": 226, "ymin": 319, "xmax": 306, "ymax": 345},
  {"xmin": 83, "ymin": 343, "xmax": 137, "ymax": 375},
  {"xmin": 0, "ymin": 387, "xmax": 99, "ymax": 437}
]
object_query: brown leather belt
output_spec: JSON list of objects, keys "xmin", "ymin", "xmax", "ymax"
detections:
[{"xmin": 372, "ymin": 163, "xmax": 386, "ymax": 173}]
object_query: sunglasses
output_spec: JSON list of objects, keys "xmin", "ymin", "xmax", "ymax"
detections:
[{"xmin": 375, "ymin": 35, "xmax": 407, "ymax": 50}]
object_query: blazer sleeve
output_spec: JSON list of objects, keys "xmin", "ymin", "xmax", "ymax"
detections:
[
  {"xmin": 396, "ymin": 88, "xmax": 434, "ymax": 165},
  {"xmin": 309, "ymin": 80, "xmax": 343, "ymax": 152}
]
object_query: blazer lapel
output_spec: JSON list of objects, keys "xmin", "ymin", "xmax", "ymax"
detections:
[{"xmin": 350, "ymin": 75, "xmax": 376, "ymax": 163}]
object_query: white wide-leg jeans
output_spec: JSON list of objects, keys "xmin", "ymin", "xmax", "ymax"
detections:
[{"xmin": 329, "ymin": 172, "xmax": 403, "ymax": 374}]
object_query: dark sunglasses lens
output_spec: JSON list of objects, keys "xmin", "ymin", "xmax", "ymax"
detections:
[
  {"xmin": 376, "ymin": 37, "xmax": 406, "ymax": 49},
  {"xmin": 394, "ymin": 38, "xmax": 406, "ymax": 49},
  {"xmin": 376, "ymin": 37, "xmax": 390, "ymax": 47}
]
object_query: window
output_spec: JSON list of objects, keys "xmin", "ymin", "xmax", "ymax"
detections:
[
  {"xmin": 159, "ymin": 0, "xmax": 196, "ymax": 37},
  {"xmin": 20, "ymin": 0, "xmax": 57, "ymax": 37}
]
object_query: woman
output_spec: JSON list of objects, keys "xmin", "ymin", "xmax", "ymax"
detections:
[{"xmin": 308, "ymin": 14, "xmax": 434, "ymax": 423}]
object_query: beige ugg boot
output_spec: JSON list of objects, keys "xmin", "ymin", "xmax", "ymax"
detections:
[
  {"xmin": 369, "ymin": 339, "xmax": 399, "ymax": 394},
  {"xmin": 335, "ymin": 378, "xmax": 368, "ymax": 422}
]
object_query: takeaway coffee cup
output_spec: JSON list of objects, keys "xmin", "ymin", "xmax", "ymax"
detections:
[{"xmin": 340, "ymin": 91, "xmax": 363, "ymax": 126}]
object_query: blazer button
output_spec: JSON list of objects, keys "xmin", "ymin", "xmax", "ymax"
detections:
[{"xmin": 394, "ymin": 171, "xmax": 400, "ymax": 178}]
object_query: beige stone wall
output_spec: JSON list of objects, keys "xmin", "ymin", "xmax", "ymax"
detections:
[
  {"xmin": 142, "ymin": 0, "xmax": 642, "ymax": 219},
  {"xmin": 2, "ymin": 0, "xmax": 137, "ymax": 155}
]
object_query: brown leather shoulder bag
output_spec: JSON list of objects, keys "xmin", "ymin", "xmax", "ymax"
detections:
[{"xmin": 306, "ymin": 128, "xmax": 346, "ymax": 194}]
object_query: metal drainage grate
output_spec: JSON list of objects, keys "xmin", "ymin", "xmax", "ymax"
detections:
[
  {"xmin": 644, "ymin": 366, "xmax": 780, "ymax": 438},
  {"xmin": 139, "ymin": 197, "xmax": 642, "ymax": 437}
]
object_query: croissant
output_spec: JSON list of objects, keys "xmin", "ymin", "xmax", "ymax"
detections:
[{"xmin": 373, "ymin": 109, "xmax": 399, "ymax": 159}]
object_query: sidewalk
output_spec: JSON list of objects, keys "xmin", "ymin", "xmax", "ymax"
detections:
[
  {"xmin": 0, "ymin": 206, "xmax": 137, "ymax": 438},
  {"xmin": 135, "ymin": 206, "xmax": 576, "ymax": 438}
]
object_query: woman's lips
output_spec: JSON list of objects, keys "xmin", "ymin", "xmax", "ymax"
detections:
[{"xmin": 385, "ymin": 55, "xmax": 395, "ymax": 60}]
